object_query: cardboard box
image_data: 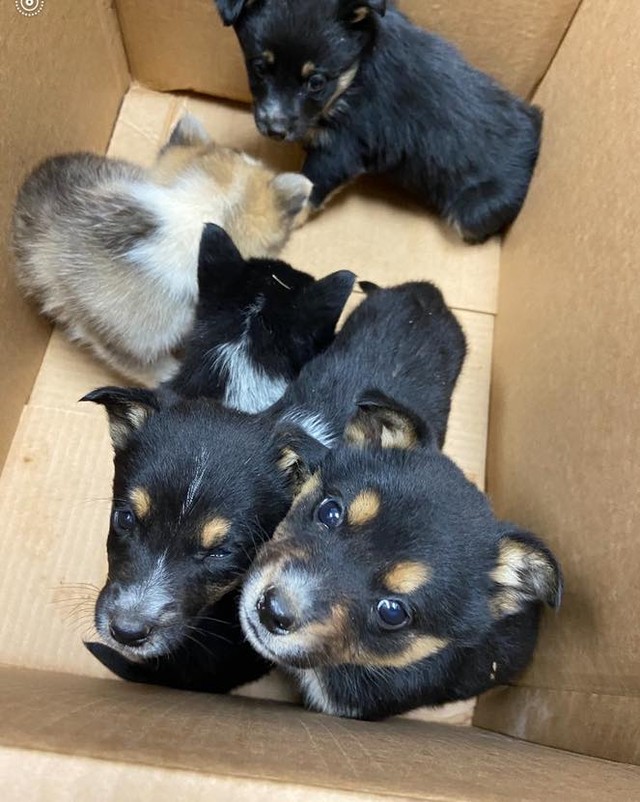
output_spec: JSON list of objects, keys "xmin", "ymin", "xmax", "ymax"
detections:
[{"xmin": 0, "ymin": 0, "xmax": 638, "ymax": 798}]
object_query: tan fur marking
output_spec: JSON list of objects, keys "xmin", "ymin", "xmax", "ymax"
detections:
[
  {"xmin": 201, "ymin": 517, "xmax": 231, "ymax": 549},
  {"xmin": 130, "ymin": 487, "xmax": 151, "ymax": 519},
  {"xmin": 380, "ymin": 417, "xmax": 417, "ymax": 449},
  {"xmin": 301, "ymin": 61, "xmax": 316, "ymax": 78},
  {"xmin": 323, "ymin": 62, "xmax": 359, "ymax": 115},
  {"xmin": 351, "ymin": 6, "xmax": 369, "ymax": 23},
  {"xmin": 294, "ymin": 604, "xmax": 350, "ymax": 652},
  {"xmin": 490, "ymin": 540, "xmax": 553, "ymax": 617},
  {"xmin": 263, "ymin": 49, "xmax": 275, "ymax": 65},
  {"xmin": 356, "ymin": 635, "xmax": 449, "ymax": 668},
  {"xmin": 277, "ymin": 447, "xmax": 299, "ymax": 474},
  {"xmin": 384, "ymin": 561, "xmax": 431, "ymax": 594},
  {"xmin": 348, "ymin": 490, "xmax": 381, "ymax": 526}
]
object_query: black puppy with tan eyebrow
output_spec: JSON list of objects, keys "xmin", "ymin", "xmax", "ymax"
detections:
[
  {"xmin": 214, "ymin": 0, "xmax": 542, "ymax": 243},
  {"xmin": 83, "ymin": 279, "xmax": 465, "ymax": 691},
  {"xmin": 240, "ymin": 394, "xmax": 563, "ymax": 720}
]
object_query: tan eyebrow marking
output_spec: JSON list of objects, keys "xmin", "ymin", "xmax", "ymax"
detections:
[
  {"xmin": 130, "ymin": 487, "xmax": 151, "ymax": 519},
  {"xmin": 384, "ymin": 561, "xmax": 432, "ymax": 594},
  {"xmin": 301, "ymin": 60, "xmax": 316, "ymax": 78},
  {"xmin": 263, "ymin": 49, "xmax": 275, "ymax": 64},
  {"xmin": 356, "ymin": 635, "xmax": 449, "ymax": 668},
  {"xmin": 201, "ymin": 517, "xmax": 231, "ymax": 549},
  {"xmin": 347, "ymin": 489, "xmax": 380, "ymax": 526}
]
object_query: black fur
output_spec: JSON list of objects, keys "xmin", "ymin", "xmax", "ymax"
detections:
[
  {"xmin": 81, "ymin": 281, "xmax": 464, "ymax": 690},
  {"xmin": 166, "ymin": 223, "xmax": 355, "ymax": 408},
  {"xmin": 271, "ymin": 281, "xmax": 467, "ymax": 450},
  {"xmin": 215, "ymin": 0, "xmax": 542, "ymax": 242},
  {"xmin": 240, "ymin": 395, "xmax": 563, "ymax": 720}
]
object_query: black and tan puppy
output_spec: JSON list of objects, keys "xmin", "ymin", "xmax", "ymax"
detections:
[
  {"xmin": 168, "ymin": 223, "xmax": 355, "ymax": 409},
  {"xmin": 240, "ymin": 395, "xmax": 563, "ymax": 720},
  {"xmin": 214, "ymin": 0, "xmax": 542, "ymax": 242},
  {"xmin": 83, "ymin": 281, "xmax": 465, "ymax": 686}
]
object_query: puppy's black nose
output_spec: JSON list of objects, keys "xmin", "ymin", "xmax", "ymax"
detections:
[
  {"xmin": 109, "ymin": 617, "xmax": 152, "ymax": 647},
  {"xmin": 257, "ymin": 587, "xmax": 297, "ymax": 634}
]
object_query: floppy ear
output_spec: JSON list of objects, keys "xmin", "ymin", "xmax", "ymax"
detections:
[
  {"xmin": 490, "ymin": 530, "xmax": 563, "ymax": 616},
  {"xmin": 80, "ymin": 386, "xmax": 161, "ymax": 450},
  {"xmin": 271, "ymin": 173, "xmax": 313, "ymax": 220},
  {"xmin": 344, "ymin": 390, "xmax": 433, "ymax": 450},
  {"xmin": 358, "ymin": 280, "xmax": 380, "ymax": 295},
  {"xmin": 296, "ymin": 270, "xmax": 356, "ymax": 347},
  {"xmin": 274, "ymin": 423, "xmax": 329, "ymax": 492},
  {"xmin": 197, "ymin": 223, "xmax": 246, "ymax": 295},
  {"xmin": 166, "ymin": 114, "xmax": 212, "ymax": 148},
  {"xmin": 213, "ymin": 0, "xmax": 248, "ymax": 26},
  {"xmin": 338, "ymin": 0, "xmax": 386, "ymax": 24}
]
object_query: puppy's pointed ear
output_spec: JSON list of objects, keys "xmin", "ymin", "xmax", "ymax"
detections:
[
  {"xmin": 344, "ymin": 391, "xmax": 433, "ymax": 450},
  {"xmin": 197, "ymin": 224, "xmax": 246, "ymax": 294},
  {"xmin": 213, "ymin": 0, "xmax": 248, "ymax": 26},
  {"xmin": 272, "ymin": 173, "xmax": 313, "ymax": 220},
  {"xmin": 166, "ymin": 114, "xmax": 212, "ymax": 148},
  {"xmin": 296, "ymin": 270, "xmax": 356, "ymax": 348},
  {"xmin": 490, "ymin": 530, "xmax": 563, "ymax": 616},
  {"xmin": 339, "ymin": 0, "xmax": 386, "ymax": 24},
  {"xmin": 80, "ymin": 386, "xmax": 161, "ymax": 450},
  {"xmin": 274, "ymin": 423, "xmax": 329, "ymax": 491}
]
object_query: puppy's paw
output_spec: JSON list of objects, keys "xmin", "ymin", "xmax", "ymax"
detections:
[{"xmin": 291, "ymin": 199, "xmax": 315, "ymax": 229}]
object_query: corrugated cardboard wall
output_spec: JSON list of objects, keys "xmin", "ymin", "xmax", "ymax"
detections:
[
  {"xmin": 480, "ymin": 0, "xmax": 640, "ymax": 764},
  {"xmin": 0, "ymin": 0, "xmax": 129, "ymax": 469},
  {"xmin": 115, "ymin": 0, "xmax": 581, "ymax": 101}
]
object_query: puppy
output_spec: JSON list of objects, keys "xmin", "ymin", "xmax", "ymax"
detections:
[
  {"xmin": 167, "ymin": 223, "xmax": 355, "ymax": 410},
  {"xmin": 240, "ymin": 394, "xmax": 563, "ymax": 720},
  {"xmin": 214, "ymin": 0, "xmax": 542, "ymax": 242},
  {"xmin": 83, "ymin": 281, "xmax": 465, "ymax": 671},
  {"xmin": 12, "ymin": 114, "xmax": 312, "ymax": 384}
]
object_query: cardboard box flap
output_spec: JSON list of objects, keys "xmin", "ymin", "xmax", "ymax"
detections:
[{"xmin": 2, "ymin": 667, "xmax": 640, "ymax": 801}]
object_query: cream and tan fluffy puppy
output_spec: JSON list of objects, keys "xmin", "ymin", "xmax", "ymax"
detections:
[{"xmin": 12, "ymin": 115, "xmax": 311, "ymax": 383}]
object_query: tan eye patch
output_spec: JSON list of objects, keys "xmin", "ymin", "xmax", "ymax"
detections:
[
  {"xmin": 130, "ymin": 487, "xmax": 151, "ymax": 519},
  {"xmin": 301, "ymin": 61, "xmax": 316, "ymax": 78},
  {"xmin": 384, "ymin": 561, "xmax": 432, "ymax": 594},
  {"xmin": 356, "ymin": 634, "xmax": 449, "ymax": 668},
  {"xmin": 201, "ymin": 517, "xmax": 231, "ymax": 549},
  {"xmin": 347, "ymin": 489, "xmax": 381, "ymax": 526}
]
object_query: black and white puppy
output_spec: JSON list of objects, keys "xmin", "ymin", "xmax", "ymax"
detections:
[
  {"xmin": 240, "ymin": 394, "xmax": 563, "ymax": 720},
  {"xmin": 83, "ymin": 282, "xmax": 465, "ymax": 679},
  {"xmin": 167, "ymin": 223, "xmax": 355, "ymax": 409},
  {"xmin": 214, "ymin": 0, "xmax": 542, "ymax": 242}
]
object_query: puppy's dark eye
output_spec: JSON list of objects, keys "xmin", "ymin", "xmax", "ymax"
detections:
[
  {"xmin": 204, "ymin": 549, "xmax": 232, "ymax": 571},
  {"xmin": 376, "ymin": 599, "xmax": 412, "ymax": 630},
  {"xmin": 252, "ymin": 59, "xmax": 267, "ymax": 79},
  {"xmin": 316, "ymin": 498, "xmax": 344, "ymax": 528},
  {"xmin": 306, "ymin": 73, "xmax": 327, "ymax": 94},
  {"xmin": 112, "ymin": 507, "xmax": 136, "ymax": 534}
]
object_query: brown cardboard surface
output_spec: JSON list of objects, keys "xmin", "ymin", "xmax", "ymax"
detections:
[
  {"xmin": 481, "ymin": 0, "xmax": 640, "ymax": 763},
  {"xmin": 1, "ymin": 667, "xmax": 639, "ymax": 802},
  {"xmin": 0, "ymin": 0, "xmax": 129, "ymax": 470},
  {"xmin": 115, "ymin": 0, "xmax": 580, "ymax": 100},
  {"xmin": 0, "ymin": 84, "xmax": 490, "ymax": 729}
]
